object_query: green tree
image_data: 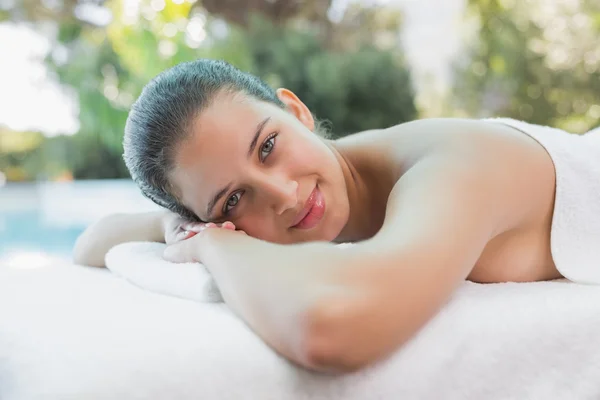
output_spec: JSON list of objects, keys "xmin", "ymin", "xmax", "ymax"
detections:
[
  {"xmin": 200, "ymin": 0, "xmax": 333, "ymax": 28},
  {"xmin": 241, "ymin": 16, "xmax": 416, "ymax": 136},
  {"xmin": 3, "ymin": 0, "xmax": 417, "ymax": 179},
  {"xmin": 453, "ymin": 0, "xmax": 600, "ymax": 133},
  {"xmin": 48, "ymin": 1, "xmax": 416, "ymax": 143}
]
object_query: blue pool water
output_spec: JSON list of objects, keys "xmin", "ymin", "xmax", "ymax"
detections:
[
  {"xmin": 0, "ymin": 209, "xmax": 84, "ymax": 258},
  {"xmin": 0, "ymin": 180, "xmax": 159, "ymax": 266}
]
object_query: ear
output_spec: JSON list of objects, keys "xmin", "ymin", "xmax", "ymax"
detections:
[{"xmin": 276, "ymin": 88, "xmax": 315, "ymax": 131}]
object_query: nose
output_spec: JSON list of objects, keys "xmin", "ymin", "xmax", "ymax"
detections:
[{"xmin": 261, "ymin": 175, "xmax": 298, "ymax": 215}]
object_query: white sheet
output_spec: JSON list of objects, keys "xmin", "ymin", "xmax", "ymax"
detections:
[{"xmin": 2, "ymin": 253, "xmax": 600, "ymax": 399}]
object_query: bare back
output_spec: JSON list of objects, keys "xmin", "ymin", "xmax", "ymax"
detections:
[{"xmin": 334, "ymin": 118, "xmax": 562, "ymax": 283}]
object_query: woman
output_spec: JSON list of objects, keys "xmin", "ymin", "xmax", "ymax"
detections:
[{"xmin": 74, "ymin": 59, "xmax": 600, "ymax": 373}]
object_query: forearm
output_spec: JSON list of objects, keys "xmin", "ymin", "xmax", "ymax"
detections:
[
  {"xmin": 73, "ymin": 210, "xmax": 167, "ymax": 267},
  {"xmin": 186, "ymin": 229, "xmax": 463, "ymax": 373},
  {"xmin": 191, "ymin": 230, "xmax": 360, "ymax": 370}
]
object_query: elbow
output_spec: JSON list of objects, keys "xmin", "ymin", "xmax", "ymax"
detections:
[
  {"xmin": 72, "ymin": 231, "xmax": 89, "ymax": 265},
  {"xmin": 300, "ymin": 297, "xmax": 380, "ymax": 373},
  {"xmin": 72, "ymin": 216, "xmax": 117, "ymax": 267},
  {"xmin": 72, "ymin": 232, "xmax": 101, "ymax": 267},
  {"xmin": 303, "ymin": 339, "xmax": 369, "ymax": 374}
]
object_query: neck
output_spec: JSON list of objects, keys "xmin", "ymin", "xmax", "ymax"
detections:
[{"xmin": 327, "ymin": 141, "xmax": 378, "ymax": 243}]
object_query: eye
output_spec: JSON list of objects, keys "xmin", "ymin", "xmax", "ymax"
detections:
[
  {"xmin": 223, "ymin": 191, "xmax": 243, "ymax": 214},
  {"xmin": 260, "ymin": 133, "xmax": 277, "ymax": 161}
]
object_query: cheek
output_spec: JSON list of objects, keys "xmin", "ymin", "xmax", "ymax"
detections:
[
  {"xmin": 234, "ymin": 213, "xmax": 292, "ymax": 243},
  {"xmin": 286, "ymin": 140, "xmax": 329, "ymax": 172},
  {"xmin": 232, "ymin": 214, "xmax": 270, "ymax": 238}
]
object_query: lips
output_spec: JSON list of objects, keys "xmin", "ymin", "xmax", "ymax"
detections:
[{"xmin": 291, "ymin": 186, "xmax": 326, "ymax": 230}]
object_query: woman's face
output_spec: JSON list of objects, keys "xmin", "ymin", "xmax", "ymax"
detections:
[{"xmin": 169, "ymin": 89, "xmax": 350, "ymax": 244}]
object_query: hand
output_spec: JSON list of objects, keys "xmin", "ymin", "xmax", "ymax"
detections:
[
  {"xmin": 162, "ymin": 224, "xmax": 246, "ymax": 264},
  {"xmin": 179, "ymin": 220, "xmax": 244, "ymax": 243},
  {"xmin": 161, "ymin": 211, "xmax": 240, "ymax": 245},
  {"xmin": 161, "ymin": 212, "xmax": 194, "ymax": 245}
]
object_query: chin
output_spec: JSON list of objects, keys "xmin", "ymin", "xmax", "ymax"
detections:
[
  {"xmin": 322, "ymin": 226, "xmax": 345, "ymax": 243},
  {"xmin": 314, "ymin": 219, "xmax": 346, "ymax": 243},
  {"xmin": 324, "ymin": 205, "xmax": 350, "ymax": 242},
  {"xmin": 283, "ymin": 229, "xmax": 331, "ymax": 244}
]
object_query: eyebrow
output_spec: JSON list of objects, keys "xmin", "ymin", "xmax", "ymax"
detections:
[{"xmin": 204, "ymin": 117, "xmax": 271, "ymax": 220}]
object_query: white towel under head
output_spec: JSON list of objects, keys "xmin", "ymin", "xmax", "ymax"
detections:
[
  {"xmin": 487, "ymin": 119, "xmax": 600, "ymax": 284},
  {"xmin": 106, "ymin": 241, "xmax": 223, "ymax": 302},
  {"xmin": 105, "ymin": 241, "xmax": 355, "ymax": 303}
]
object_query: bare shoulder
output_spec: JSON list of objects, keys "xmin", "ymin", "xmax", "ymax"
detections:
[
  {"xmin": 339, "ymin": 118, "xmax": 551, "ymax": 170},
  {"xmin": 339, "ymin": 117, "xmax": 556, "ymax": 237},
  {"xmin": 338, "ymin": 118, "xmax": 555, "ymax": 202},
  {"xmin": 393, "ymin": 118, "xmax": 556, "ymax": 226}
]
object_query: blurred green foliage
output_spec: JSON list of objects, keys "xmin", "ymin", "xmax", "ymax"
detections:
[
  {"xmin": 453, "ymin": 0, "xmax": 600, "ymax": 133},
  {"xmin": 241, "ymin": 16, "xmax": 416, "ymax": 136},
  {"xmin": 1, "ymin": 0, "xmax": 416, "ymax": 180},
  {"xmin": 1, "ymin": 0, "xmax": 599, "ymax": 181}
]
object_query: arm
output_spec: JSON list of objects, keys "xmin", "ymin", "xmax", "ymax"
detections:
[
  {"xmin": 73, "ymin": 210, "xmax": 169, "ymax": 267},
  {"xmin": 164, "ymin": 151, "xmax": 526, "ymax": 372}
]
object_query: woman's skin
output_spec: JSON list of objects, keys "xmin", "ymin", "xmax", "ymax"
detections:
[{"xmin": 75, "ymin": 87, "xmax": 563, "ymax": 373}]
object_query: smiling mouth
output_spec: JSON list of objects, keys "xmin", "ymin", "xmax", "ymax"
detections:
[{"xmin": 291, "ymin": 185, "xmax": 326, "ymax": 230}]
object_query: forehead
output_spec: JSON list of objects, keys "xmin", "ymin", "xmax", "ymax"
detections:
[
  {"xmin": 194, "ymin": 93, "xmax": 268, "ymax": 139},
  {"xmin": 170, "ymin": 94, "xmax": 272, "ymax": 218}
]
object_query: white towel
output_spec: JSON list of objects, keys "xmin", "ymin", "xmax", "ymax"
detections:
[
  {"xmin": 105, "ymin": 241, "xmax": 355, "ymax": 304},
  {"xmin": 106, "ymin": 241, "xmax": 223, "ymax": 302},
  {"xmin": 487, "ymin": 119, "xmax": 600, "ymax": 284},
  {"xmin": 3, "ymin": 258, "xmax": 600, "ymax": 399}
]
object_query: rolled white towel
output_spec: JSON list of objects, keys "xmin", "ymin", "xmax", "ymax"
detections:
[
  {"xmin": 105, "ymin": 241, "xmax": 223, "ymax": 302},
  {"xmin": 105, "ymin": 241, "xmax": 354, "ymax": 303}
]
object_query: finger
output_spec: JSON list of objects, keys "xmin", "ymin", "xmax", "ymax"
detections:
[
  {"xmin": 183, "ymin": 230, "xmax": 198, "ymax": 240},
  {"xmin": 221, "ymin": 221, "xmax": 236, "ymax": 230},
  {"xmin": 174, "ymin": 230, "xmax": 197, "ymax": 242},
  {"xmin": 174, "ymin": 231, "xmax": 187, "ymax": 242},
  {"xmin": 187, "ymin": 222, "xmax": 216, "ymax": 230},
  {"xmin": 181, "ymin": 222, "xmax": 206, "ymax": 232}
]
